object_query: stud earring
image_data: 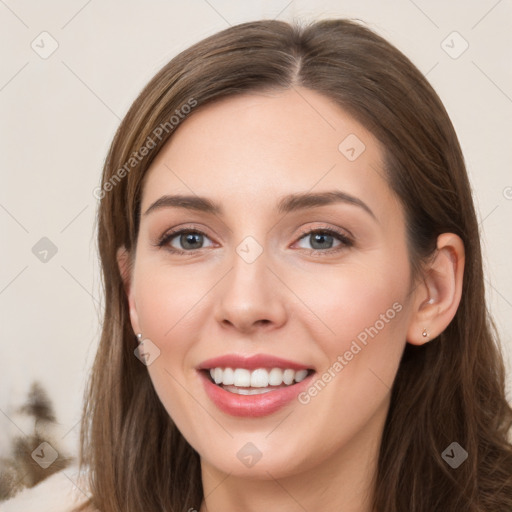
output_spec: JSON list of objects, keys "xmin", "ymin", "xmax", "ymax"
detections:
[
  {"xmin": 422, "ymin": 328, "xmax": 429, "ymax": 339},
  {"xmin": 137, "ymin": 333, "xmax": 142, "ymax": 342}
]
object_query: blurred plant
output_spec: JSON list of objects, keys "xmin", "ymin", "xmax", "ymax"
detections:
[
  {"xmin": 19, "ymin": 381, "xmax": 57, "ymax": 429},
  {"xmin": 0, "ymin": 381, "xmax": 73, "ymax": 501}
]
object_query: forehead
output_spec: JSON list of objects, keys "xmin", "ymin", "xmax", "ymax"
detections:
[{"xmin": 140, "ymin": 88, "xmax": 396, "ymax": 219}]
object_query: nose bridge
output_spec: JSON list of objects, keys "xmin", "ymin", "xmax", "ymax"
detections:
[
  {"xmin": 214, "ymin": 233, "xmax": 287, "ymax": 332},
  {"xmin": 231, "ymin": 234, "xmax": 269, "ymax": 293}
]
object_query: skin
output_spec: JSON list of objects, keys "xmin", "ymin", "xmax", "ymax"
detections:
[{"xmin": 118, "ymin": 87, "xmax": 465, "ymax": 512}]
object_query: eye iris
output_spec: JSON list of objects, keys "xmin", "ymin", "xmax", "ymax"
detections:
[
  {"xmin": 170, "ymin": 230, "xmax": 340, "ymax": 251},
  {"xmin": 181, "ymin": 232, "xmax": 203, "ymax": 250},
  {"xmin": 310, "ymin": 232, "xmax": 333, "ymax": 249}
]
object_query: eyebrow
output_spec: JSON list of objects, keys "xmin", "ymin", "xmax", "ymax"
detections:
[{"xmin": 143, "ymin": 191, "xmax": 376, "ymax": 220}]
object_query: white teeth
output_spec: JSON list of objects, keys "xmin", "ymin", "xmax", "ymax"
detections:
[
  {"xmin": 222, "ymin": 367, "xmax": 234, "ymax": 385},
  {"xmin": 213, "ymin": 367, "xmax": 223, "ymax": 385},
  {"xmin": 250, "ymin": 368, "xmax": 269, "ymax": 388},
  {"xmin": 233, "ymin": 368, "xmax": 251, "ymax": 387},
  {"xmin": 268, "ymin": 368, "xmax": 283, "ymax": 386},
  {"xmin": 207, "ymin": 367, "xmax": 311, "ymax": 387},
  {"xmin": 282, "ymin": 369, "xmax": 295, "ymax": 385},
  {"xmin": 294, "ymin": 369, "xmax": 308, "ymax": 383},
  {"xmin": 223, "ymin": 386, "xmax": 275, "ymax": 395}
]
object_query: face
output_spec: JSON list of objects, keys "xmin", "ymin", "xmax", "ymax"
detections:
[{"xmin": 123, "ymin": 87, "xmax": 420, "ymax": 480}]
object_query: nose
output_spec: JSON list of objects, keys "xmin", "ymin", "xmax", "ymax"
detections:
[{"xmin": 214, "ymin": 244, "xmax": 288, "ymax": 335}]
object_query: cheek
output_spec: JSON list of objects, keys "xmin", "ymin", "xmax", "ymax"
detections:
[
  {"xmin": 295, "ymin": 255, "xmax": 410, "ymax": 391},
  {"xmin": 134, "ymin": 261, "xmax": 209, "ymax": 340},
  {"xmin": 287, "ymin": 268, "xmax": 409, "ymax": 455},
  {"xmin": 131, "ymin": 263, "xmax": 213, "ymax": 426},
  {"xmin": 299, "ymin": 255, "xmax": 408, "ymax": 339}
]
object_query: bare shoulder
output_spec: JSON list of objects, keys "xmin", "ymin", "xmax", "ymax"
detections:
[{"xmin": 0, "ymin": 463, "xmax": 96, "ymax": 512}]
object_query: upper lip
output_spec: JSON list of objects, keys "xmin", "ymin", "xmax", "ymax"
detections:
[{"xmin": 197, "ymin": 354, "xmax": 313, "ymax": 371}]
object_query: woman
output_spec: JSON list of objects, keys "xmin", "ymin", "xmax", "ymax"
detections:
[{"xmin": 6, "ymin": 17, "xmax": 511, "ymax": 512}]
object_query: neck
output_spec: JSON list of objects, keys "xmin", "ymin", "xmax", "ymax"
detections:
[{"xmin": 199, "ymin": 397, "xmax": 388, "ymax": 512}]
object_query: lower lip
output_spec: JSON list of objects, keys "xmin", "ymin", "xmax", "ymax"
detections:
[{"xmin": 198, "ymin": 370, "xmax": 314, "ymax": 417}]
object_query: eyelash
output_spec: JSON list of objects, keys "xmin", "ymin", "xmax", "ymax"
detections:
[{"xmin": 156, "ymin": 225, "xmax": 353, "ymax": 256}]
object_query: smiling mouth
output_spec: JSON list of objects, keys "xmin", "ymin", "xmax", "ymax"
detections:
[{"xmin": 203, "ymin": 367, "xmax": 315, "ymax": 395}]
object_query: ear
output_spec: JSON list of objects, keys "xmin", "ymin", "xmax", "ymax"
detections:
[
  {"xmin": 117, "ymin": 246, "xmax": 141, "ymax": 336},
  {"xmin": 406, "ymin": 233, "xmax": 465, "ymax": 345}
]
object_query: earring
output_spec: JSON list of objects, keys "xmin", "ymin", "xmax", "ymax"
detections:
[
  {"xmin": 422, "ymin": 328, "xmax": 429, "ymax": 339},
  {"xmin": 137, "ymin": 333, "xmax": 142, "ymax": 342}
]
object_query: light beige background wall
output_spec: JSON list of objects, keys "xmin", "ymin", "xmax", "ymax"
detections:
[{"xmin": 1, "ymin": 0, "xmax": 511, "ymax": 462}]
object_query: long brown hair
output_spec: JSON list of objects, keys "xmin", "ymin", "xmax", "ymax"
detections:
[{"xmin": 75, "ymin": 19, "xmax": 512, "ymax": 512}]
